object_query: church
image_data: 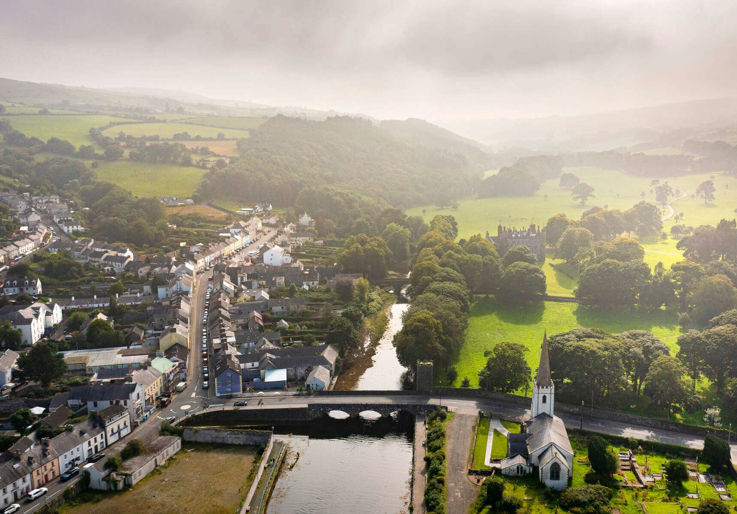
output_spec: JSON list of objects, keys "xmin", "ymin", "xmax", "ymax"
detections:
[{"xmin": 500, "ymin": 332, "xmax": 573, "ymax": 490}]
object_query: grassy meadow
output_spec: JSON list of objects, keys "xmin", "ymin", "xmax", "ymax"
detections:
[
  {"xmin": 102, "ymin": 121, "xmax": 250, "ymax": 139},
  {"xmin": 179, "ymin": 139, "xmax": 239, "ymax": 156},
  {"xmin": 179, "ymin": 115, "xmax": 268, "ymax": 130},
  {"xmin": 94, "ymin": 161, "xmax": 207, "ymax": 198},
  {"xmin": 2, "ymin": 114, "xmax": 134, "ymax": 147},
  {"xmin": 446, "ymin": 297, "xmax": 680, "ymax": 389}
]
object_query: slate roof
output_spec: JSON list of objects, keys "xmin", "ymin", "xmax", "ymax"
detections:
[
  {"xmin": 0, "ymin": 349, "xmax": 19, "ymax": 373},
  {"xmin": 525, "ymin": 414, "xmax": 573, "ymax": 455},
  {"xmin": 539, "ymin": 445, "xmax": 568, "ymax": 470},
  {"xmin": 39, "ymin": 406, "xmax": 72, "ymax": 428},
  {"xmin": 69, "ymin": 383, "xmax": 139, "ymax": 402},
  {"xmin": 507, "ymin": 433, "xmax": 530, "ymax": 459}
]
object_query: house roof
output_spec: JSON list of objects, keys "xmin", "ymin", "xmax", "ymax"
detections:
[
  {"xmin": 131, "ymin": 367, "xmax": 162, "ymax": 389},
  {"xmin": 507, "ymin": 433, "xmax": 530, "ymax": 459},
  {"xmin": 539, "ymin": 445, "xmax": 569, "ymax": 470},
  {"xmin": 164, "ymin": 343, "xmax": 189, "ymax": 362},
  {"xmin": 69, "ymin": 383, "xmax": 140, "ymax": 403},
  {"xmin": 151, "ymin": 357, "xmax": 175, "ymax": 374},
  {"xmin": 264, "ymin": 368, "xmax": 287, "ymax": 383},
  {"xmin": 98, "ymin": 404, "xmax": 127, "ymax": 422},
  {"xmin": 500, "ymin": 454, "xmax": 529, "ymax": 470},
  {"xmin": 306, "ymin": 365, "xmax": 330, "ymax": 385},
  {"xmin": 39, "ymin": 406, "xmax": 72, "ymax": 428},
  {"xmin": 526, "ymin": 414, "xmax": 573, "ymax": 456},
  {"xmin": 0, "ymin": 349, "xmax": 19, "ymax": 373}
]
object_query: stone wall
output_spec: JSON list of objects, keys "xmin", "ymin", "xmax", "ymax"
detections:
[{"xmin": 183, "ymin": 427, "xmax": 271, "ymax": 446}]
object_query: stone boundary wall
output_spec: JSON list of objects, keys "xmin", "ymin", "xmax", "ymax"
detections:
[{"xmin": 183, "ymin": 427, "xmax": 271, "ymax": 445}]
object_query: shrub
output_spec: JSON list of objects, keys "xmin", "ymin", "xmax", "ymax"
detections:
[
  {"xmin": 104, "ymin": 454, "xmax": 122, "ymax": 471},
  {"xmin": 498, "ymin": 496, "xmax": 522, "ymax": 513},
  {"xmin": 446, "ymin": 367, "xmax": 458, "ymax": 383},
  {"xmin": 483, "ymin": 477, "xmax": 505, "ymax": 506},
  {"xmin": 559, "ymin": 485, "xmax": 614, "ymax": 513},
  {"xmin": 121, "ymin": 439, "xmax": 145, "ymax": 460},
  {"xmin": 696, "ymin": 498, "xmax": 729, "ymax": 514},
  {"xmin": 160, "ymin": 421, "xmax": 183, "ymax": 436},
  {"xmin": 587, "ymin": 436, "xmax": 618, "ymax": 476},
  {"xmin": 664, "ymin": 459, "xmax": 689, "ymax": 486},
  {"xmin": 461, "ymin": 377, "xmax": 470, "ymax": 387},
  {"xmin": 701, "ymin": 434, "xmax": 730, "ymax": 470}
]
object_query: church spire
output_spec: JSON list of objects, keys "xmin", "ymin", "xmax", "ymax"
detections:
[{"xmin": 535, "ymin": 330, "xmax": 553, "ymax": 387}]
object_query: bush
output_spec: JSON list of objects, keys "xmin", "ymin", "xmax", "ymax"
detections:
[
  {"xmin": 559, "ymin": 485, "xmax": 614, "ymax": 513},
  {"xmin": 588, "ymin": 436, "xmax": 618, "ymax": 476},
  {"xmin": 160, "ymin": 421, "xmax": 184, "ymax": 436},
  {"xmin": 483, "ymin": 477, "xmax": 504, "ymax": 506},
  {"xmin": 701, "ymin": 434, "xmax": 730, "ymax": 470},
  {"xmin": 104, "ymin": 454, "xmax": 122, "ymax": 471},
  {"xmin": 461, "ymin": 377, "xmax": 470, "ymax": 387},
  {"xmin": 498, "ymin": 496, "xmax": 522, "ymax": 513},
  {"xmin": 120, "ymin": 439, "xmax": 145, "ymax": 460},
  {"xmin": 697, "ymin": 498, "xmax": 729, "ymax": 514},
  {"xmin": 664, "ymin": 459, "xmax": 689, "ymax": 486},
  {"xmin": 446, "ymin": 367, "xmax": 458, "ymax": 383}
]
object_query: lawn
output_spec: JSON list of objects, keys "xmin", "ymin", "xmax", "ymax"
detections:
[
  {"xmin": 180, "ymin": 115, "xmax": 268, "ymax": 131},
  {"xmin": 542, "ymin": 256, "xmax": 578, "ymax": 297},
  {"xmin": 408, "ymin": 167, "xmax": 737, "ymax": 241},
  {"xmin": 61, "ymin": 443, "xmax": 260, "ymax": 514},
  {"xmin": 491, "ymin": 429, "xmax": 507, "ymax": 459},
  {"xmin": 94, "ymin": 161, "xmax": 207, "ymax": 198},
  {"xmin": 448, "ymin": 297, "xmax": 681, "ymax": 389},
  {"xmin": 102, "ymin": 122, "xmax": 250, "ymax": 140},
  {"xmin": 2, "ymin": 114, "xmax": 134, "ymax": 147},
  {"xmin": 472, "ymin": 417, "xmax": 490, "ymax": 469}
]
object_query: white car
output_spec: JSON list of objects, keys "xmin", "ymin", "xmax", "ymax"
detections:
[
  {"xmin": 27, "ymin": 487, "xmax": 48, "ymax": 500},
  {"xmin": 4, "ymin": 504, "xmax": 20, "ymax": 514}
]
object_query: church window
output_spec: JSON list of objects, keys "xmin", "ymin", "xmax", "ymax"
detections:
[
  {"xmin": 542, "ymin": 395, "xmax": 547, "ymax": 404},
  {"xmin": 550, "ymin": 462, "xmax": 561, "ymax": 481}
]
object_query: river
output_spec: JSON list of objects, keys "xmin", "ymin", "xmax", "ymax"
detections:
[
  {"xmin": 353, "ymin": 302, "xmax": 410, "ymax": 391},
  {"xmin": 268, "ymin": 433, "xmax": 413, "ymax": 513}
]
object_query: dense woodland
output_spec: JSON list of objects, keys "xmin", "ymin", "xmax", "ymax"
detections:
[{"xmin": 198, "ymin": 115, "xmax": 488, "ymax": 209}]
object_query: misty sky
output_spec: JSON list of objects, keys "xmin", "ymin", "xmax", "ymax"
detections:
[{"xmin": 2, "ymin": 0, "xmax": 737, "ymax": 122}]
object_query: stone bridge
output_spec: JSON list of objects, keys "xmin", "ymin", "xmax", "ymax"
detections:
[{"xmin": 307, "ymin": 402, "xmax": 439, "ymax": 418}]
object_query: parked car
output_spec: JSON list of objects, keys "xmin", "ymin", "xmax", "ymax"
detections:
[
  {"xmin": 234, "ymin": 400, "xmax": 248, "ymax": 407},
  {"xmin": 202, "ymin": 380, "xmax": 209, "ymax": 389},
  {"xmin": 60, "ymin": 466, "xmax": 80, "ymax": 481},
  {"xmin": 4, "ymin": 504, "xmax": 21, "ymax": 513},
  {"xmin": 164, "ymin": 415, "xmax": 176, "ymax": 424},
  {"xmin": 88, "ymin": 453, "xmax": 104, "ymax": 463},
  {"xmin": 159, "ymin": 397, "xmax": 171, "ymax": 408},
  {"xmin": 27, "ymin": 487, "xmax": 48, "ymax": 500}
]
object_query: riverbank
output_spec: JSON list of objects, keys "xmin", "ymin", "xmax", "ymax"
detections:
[{"xmin": 333, "ymin": 295, "xmax": 398, "ymax": 390}]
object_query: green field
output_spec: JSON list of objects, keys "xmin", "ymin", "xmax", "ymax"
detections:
[
  {"xmin": 407, "ymin": 167, "xmax": 737, "ymax": 241},
  {"xmin": 180, "ymin": 115, "xmax": 268, "ymax": 130},
  {"xmin": 102, "ymin": 122, "xmax": 250, "ymax": 139},
  {"xmin": 2, "ymin": 114, "xmax": 133, "ymax": 147},
  {"xmin": 94, "ymin": 161, "xmax": 207, "ymax": 198},
  {"xmin": 449, "ymin": 297, "xmax": 680, "ymax": 389}
]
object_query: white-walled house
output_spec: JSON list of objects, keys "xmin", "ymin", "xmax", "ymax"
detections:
[
  {"xmin": 53, "ymin": 421, "xmax": 106, "ymax": 472},
  {"xmin": 0, "ymin": 460, "xmax": 32, "ymax": 509},
  {"xmin": 263, "ymin": 246, "xmax": 291, "ymax": 266},
  {"xmin": 0, "ymin": 349, "xmax": 19, "ymax": 386},
  {"xmin": 0, "ymin": 305, "xmax": 45, "ymax": 345},
  {"xmin": 100, "ymin": 404, "xmax": 132, "ymax": 446},
  {"xmin": 2, "ymin": 276, "xmax": 42, "ymax": 296}
]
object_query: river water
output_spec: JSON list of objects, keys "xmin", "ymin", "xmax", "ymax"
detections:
[
  {"xmin": 268, "ymin": 433, "xmax": 413, "ymax": 514},
  {"xmin": 354, "ymin": 302, "xmax": 409, "ymax": 391},
  {"xmin": 268, "ymin": 302, "xmax": 412, "ymax": 513}
]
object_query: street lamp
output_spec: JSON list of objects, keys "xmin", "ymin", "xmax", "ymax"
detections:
[{"xmin": 580, "ymin": 400, "xmax": 584, "ymax": 430}]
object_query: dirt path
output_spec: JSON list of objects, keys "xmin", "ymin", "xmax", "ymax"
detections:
[
  {"xmin": 413, "ymin": 416, "xmax": 427, "ymax": 514},
  {"xmin": 662, "ymin": 187, "xmax": 688, "ymax": 221},
  {"xmin": 445, "ymin": 413, "xmax": 480, "ymax": 514}
]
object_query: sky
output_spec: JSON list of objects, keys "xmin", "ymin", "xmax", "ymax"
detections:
[{"xmin": 2, "ymin": 0, "xmax": 737, "ymax": 123}]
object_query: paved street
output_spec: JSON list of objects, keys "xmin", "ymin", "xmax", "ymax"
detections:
[{"xmin": 445, "ymin": 413, "xmax": 478, "ymax": 514}]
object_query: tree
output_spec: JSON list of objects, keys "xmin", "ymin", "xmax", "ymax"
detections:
[
  {"xmin": 576, "ymin": 259, "xmax": 650, "ymax": 309},
  {"xmin": 502, "ymin": 245, "xmax": 537, "ymax": 268},
  {"xmin": 572, "ymin": 182, "xmax": 595, "ymax": 206},
  {"xmin": 545, "ymin": 213, "xmax": 577, "ymax": 246},
  {"xmin": 430, "ymin": 215, "xmax": 458, "ymax": 240},
  {"xmin": 482, "ymin": 476, "xmax": 505, "ymax": 507},
  {"xmin": 104, "ymin": 454, "xmax": 122, "ymax": 471},
  {"xmin": 16, "ymin": 341, "xmax": 66, "ymax": 386},
  {"xmin": 9, "ymin": 408, "xmax": 36, "ymax": 434},
  {"xmin": 559, "ymin": 172, "xmax": 579, "ymax": 189},
  {"xmin": 695, "ymin": 180, "xmax": 716, "ymax": 205},
  {"xmin": 654, "ymin": 182, "xmax": 673, "ymax": 206},
  {"xmin": 677, "ymin": 331, "xmax": 706, "ymax": 393},
  {"xmin": 690, "ymin": 274, "xmax": 737, "ymax": 326},
  {"xmin": 643, "ymin": 355, "xmax": 687, "ymax": 414},
  {"xmin": 325, "ymin": 316, "xmax": 361, "ymax": 353},
  {"xmin": 664, "ymin": 459, "xmax": 689, "ymax": 487},
  {"xmin": 619, "ymin": 331, "xmax": 670, "ymax": 395},
  {"xmin": 382, "ymin": 223, "xmax": 411, "ymax": 269},
  {"xmin": 696, "ymin": 498, "xmax": 729, "ymax": 514},
  {"xmin": 353, "ymin": 277, "xmax": 370, "ymax": 305},
  {"xmin": 587, "ymin": 436, "xmax": 618, "ymax": 476},
  {"xmin": 0, "ymin": 321, "xmax": 22, "ymax": 350},
  {"xmin": 334, "ymin": 279, "xmax": 354, "ymax": 302},
  {"xmin": 700, "ymin": 324, "xmax": 737, "ymax": 394},
  {"xmin": 478, "ymin": 342, "xmax": 531, "ymax": 393},
  {"xmin": 499, "ymin": 262, "xmax": 546, "ymax": 304},
  {"xmin": 556, "ymin": 227, "xmax": 594, "ymax": 264},
  {"xmin": 108, "ymin": 281, "xmax": 125, "ymax": 296},
  {"xmin": 701, "ymin": 434, "xmax": 731, "ymax": 471},
  {"xmin": 394, "ymin": 310, "xmax": 449, "ymax": 368}
]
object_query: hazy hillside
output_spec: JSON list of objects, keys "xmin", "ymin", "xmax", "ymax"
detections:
[
  {"xmin": 452, "ymin": 97, "xmax": 737, "ymax": 153},
  {"xmin": 199, "ymin": 115, "xmax": 486, "ymax": 208}
]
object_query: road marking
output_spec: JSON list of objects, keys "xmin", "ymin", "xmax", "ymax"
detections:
[
  {"xmin": 191, "ymin": 391, "xmax": 196, "ymax": 398},
  {"xmin": 180, "ymin": 404, "xmax": 191, "ymax": 410}
]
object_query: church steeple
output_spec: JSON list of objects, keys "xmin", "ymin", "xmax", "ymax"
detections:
[
  {"xmin": 535, "ymin": 330, "xmax": 553, "ymax": 387},
  {"xmin": 531, "ymin": 331, "xmax": 555, "ymax": 418}
]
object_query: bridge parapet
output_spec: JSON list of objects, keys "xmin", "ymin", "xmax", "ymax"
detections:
[{"xmin": 308, "ymin": 403, "xmax": 439, "ymax": 417}]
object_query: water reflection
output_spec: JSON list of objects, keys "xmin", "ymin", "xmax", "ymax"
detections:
[{"xmin": 354, "ymin": 303, "xmax": 410, "ymax": 391}]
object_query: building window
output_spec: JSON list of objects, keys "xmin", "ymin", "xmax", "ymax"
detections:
[
  {"xmin": 542, "ymin": 395, "xmax": 547, "ymax": 404},
  {"xmin": 550, "ymin": 462, "xmax": 561, "ymax": 481}
]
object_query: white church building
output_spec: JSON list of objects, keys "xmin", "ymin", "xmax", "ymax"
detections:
[{"xmin": 500, "ymin": 332, "xmax": 573, "ymax": 490}]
